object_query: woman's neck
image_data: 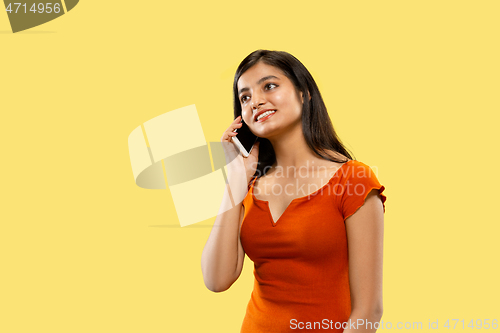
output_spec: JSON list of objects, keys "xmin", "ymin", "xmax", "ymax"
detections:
[{"xmin": 267, "ymin": 123, "xmax": 321, "ymax": 171}]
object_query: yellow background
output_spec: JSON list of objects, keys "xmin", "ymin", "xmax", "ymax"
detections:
[{"xmin": 1, "ymin": 1, "xmax": 499, "ymax": 332}]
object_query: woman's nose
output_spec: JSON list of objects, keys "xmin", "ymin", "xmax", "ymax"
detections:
[{"xmin": 251, "ymin": 93, "xmax": 265, "ymax": 109}]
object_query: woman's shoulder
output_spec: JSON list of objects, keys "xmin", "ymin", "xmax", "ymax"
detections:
[
  {"xmin": 341, "ymin": 159, "xmax": 382, "ymax": 185},
  {"xmin": 322, "ymin": 150, "xmax": 372, "ymax": 170},
  {"xmin": 318, "ymin": 151, "xmax": 353, "ymax": 172}
]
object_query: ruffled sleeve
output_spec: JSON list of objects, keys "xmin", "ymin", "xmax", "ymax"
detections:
[{"xmin": 339, "ymin": 161, "xmax": 387, "ymax": 221}]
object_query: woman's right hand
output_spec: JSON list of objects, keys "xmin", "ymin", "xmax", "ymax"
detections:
[{"xmin": 221, "ymin": 115, "xmax": 260, "ymax": 184}]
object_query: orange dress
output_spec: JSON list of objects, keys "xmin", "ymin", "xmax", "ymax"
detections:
[{"xmin": 239, "ymin": 160, "xmax": 387, "ymax": 332}]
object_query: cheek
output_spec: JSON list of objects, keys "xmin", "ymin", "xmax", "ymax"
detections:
[
  {"xmin": 241, "ymin": 108, "xmax": 252, "ymax": 123},
  {"xmin": 271, "ymin": 92, "xmax": 288, "ymax": 108},
  {"xmin": 274, "ymin": 91, "xmax": 298, "ymax": 109}
]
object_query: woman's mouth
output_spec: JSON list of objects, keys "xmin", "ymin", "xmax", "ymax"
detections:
[{"xmin": 256, "ymin": 110, "xmax": 276, "ymax": 122}]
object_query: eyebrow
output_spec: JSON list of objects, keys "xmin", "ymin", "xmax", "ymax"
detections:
[{"xmin": 238, "ymin": 75, "xmax": 280, "ymax": 96}]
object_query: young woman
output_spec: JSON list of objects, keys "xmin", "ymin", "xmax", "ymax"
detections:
[{"xmin": 202, "ymin": 50, "xmax": 387, "ymax": 333}]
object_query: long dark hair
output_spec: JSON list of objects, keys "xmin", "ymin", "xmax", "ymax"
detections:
[{"xmin": 233, "ymin": 49, "xmax": 355, "ymax": 181}]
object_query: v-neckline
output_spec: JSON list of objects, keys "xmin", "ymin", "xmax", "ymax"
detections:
[{"xmin": 250, "ymin": 160, "xmax": 352, "ymax": 226}]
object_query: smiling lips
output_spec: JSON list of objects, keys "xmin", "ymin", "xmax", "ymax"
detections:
[{"xmin": 255, "ymin": 109, "xmax": 276, "ymax": 122}]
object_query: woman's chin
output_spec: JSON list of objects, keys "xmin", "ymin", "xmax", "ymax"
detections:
[{"xmin": 256, "ymin": 121, "xmax": 301, "ymax": 139}]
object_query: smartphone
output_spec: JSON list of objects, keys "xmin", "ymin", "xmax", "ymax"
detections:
[{"xmin": 231, "ymin": 118, "xmax": 259, "ymax": 157}]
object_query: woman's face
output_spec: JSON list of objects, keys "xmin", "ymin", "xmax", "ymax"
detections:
[{"xmin": 237, "ymin": 61, "xmax": 304, "ymax": 139}]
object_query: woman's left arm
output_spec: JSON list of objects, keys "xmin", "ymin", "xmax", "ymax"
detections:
[{"xmin": 343, "ymin": 188, "xmax": 385, "ymax": 333}]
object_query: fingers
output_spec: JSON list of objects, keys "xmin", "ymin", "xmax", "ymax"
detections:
[
  {"xmin": 231, "ymin": 116, "xmax": 243, "ymax": 133},
  {"xmin": 221, "ymin": 116, "xmax": 243, "ymax": 142},
  {"xmin": 229, "ymin": 124, "xmax": 242, "ymax": 134}
]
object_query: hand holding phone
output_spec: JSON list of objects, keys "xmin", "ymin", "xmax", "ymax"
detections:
[
  {"xmin": 230, "ymin": 118, "xmax": 258, "ymax": 158},
  {"xmin": 221, "ymin": 116, "xmax": 260, "ymax": 183}
]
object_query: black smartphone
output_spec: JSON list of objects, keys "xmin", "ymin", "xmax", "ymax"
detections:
[{"xmin": 231, "ymin": 118, "xmax": 259, "ymax": 157}]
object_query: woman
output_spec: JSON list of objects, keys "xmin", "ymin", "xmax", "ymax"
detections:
[{"xmin": 201, "ymin": 50, "xmax": 387, "ymax": 333}]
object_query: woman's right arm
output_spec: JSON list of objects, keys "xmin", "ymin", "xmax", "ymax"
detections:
[
  {"xmin": 201, "ymin": 116, "xmax": 259, "ymax": 292},
  {"xmin": 201, "ymin": 184, "xmax": 247, "ymax": 292}
]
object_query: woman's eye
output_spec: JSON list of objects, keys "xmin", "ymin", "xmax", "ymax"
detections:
[
  {"xmin": 241, "ymin": 96, "xmax": 249, "ymax": 103},
  {"xmin": 265, "ymin": 83, "xmax": 277, "ymax": 90}
]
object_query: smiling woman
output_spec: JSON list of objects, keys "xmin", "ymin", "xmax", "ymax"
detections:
[
  {"xmin": 237, "ymin": 62, "xmax": 303, "ymax": 139},
  {"xmin": 201, "ymin": 49, "xmax": 387, "ymax": 333}
]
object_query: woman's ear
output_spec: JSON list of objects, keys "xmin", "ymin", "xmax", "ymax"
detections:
[
  {"xmin": 299, "ymin": 90, "xmax": 312, "ymax": 104},
  {"xmin": 301, "ymin": 90, "xmax": 312, "ymax": 103}
]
